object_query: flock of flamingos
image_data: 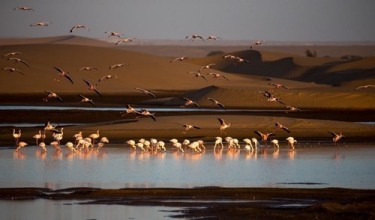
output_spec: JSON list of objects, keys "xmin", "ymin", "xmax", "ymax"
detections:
[{"xmin": 7, "ymin": 5, "xmax": 347, "ymax": 157}]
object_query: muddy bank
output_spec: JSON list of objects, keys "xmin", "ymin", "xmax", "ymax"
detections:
[{"xmin": 0, "ymin": 187, "xmax": 374, "ymax": 219}]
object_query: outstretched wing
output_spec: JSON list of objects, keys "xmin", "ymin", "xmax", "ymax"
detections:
[{"xmin": 64, "ymin": 73, "xmax": 74, "ymax": 84}]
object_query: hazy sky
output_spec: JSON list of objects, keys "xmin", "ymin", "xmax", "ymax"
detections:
[{"xmin": 1, "ymin": 0, "xmax": 375, "ymax": 42}]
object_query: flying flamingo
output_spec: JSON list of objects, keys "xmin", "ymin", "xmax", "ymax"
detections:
[
  {"xmin": 329, "ymin": 131, "xmax": 345, "ymax": 145},
  {"xmin": 43, "ymin": 91, "xmax": 63, "ymax": 103},
  {"xmin": 181, "ymin": 97, "xmax": 200, "ymax": 108},
  {"xmin": 208, "ymin": 72, "xmax": 229, "ymax": 80},
  {"xmin": 136, "ymin": 109, "xmax": 156, "ymax": 121},
  {"xmin": 30, "ymin": 21, "xmax": 51, "ymax": 27},
  {"xmin": 269, "ymin": 83, "xmax": 289, "ymax": 89},
  {"xmin": 70, "ymin": 24, "xmax": 89, "ymax": 33},
  {"xmin": 8, "ymin": 57, "xmax": 30, "ymax": 67},
  {"xmin": 198, "ymin": 63, "xmax": 216, "ymax": 72},
  {"xmin": 13, "ymin": 6, "xmax": 34, "ymax": 11},
  {"xmin": 109, "ymin": 63, "xmax": 127, "ymax": 69},
  {"xmin": 250, "ymin": 40, "xmax": 264, "ymax": 49},
  {"xmin": 182, "ymin": 124, "xmax": 201, "ymax": 131},
  {"xmin": 356, "ymin": 85, "xmax": 375, "ymax": 90},
  {"xmin": 135, "ymin": 88, "xmax": 156, "ymax": 98},
  {"xmin": 206, "ymin": 36, "xmax": 222, "ymax": 40},
  {"xmin": 97, "ymin": 75, "xmax": 118, "ymax": 83},
  {"xmin": 3, "ymin": 52, "xmax": 22, "ymax": 57},
  {"xmin": 275, "ymin": 122, "xmax": 291, "ymax": 133},
  {"xmin": 185, "ymin": 34, "xmax": 204, "ymax": 41},
  {"xmin": 2, "ymin": 67, "xmax": 24, "ymax": 75},
  {"xmin": 78, "ymin": 94, "xmax": 96, "ymax": 106},
  {"xmin": 53, "ymin": 67, "xmax": 74, "ymax": 84},
  {"xmin": 218, "ymin": 118, "xmax": 231, "ymax": 134},
  {"xmin": 12, "ymin": 129, "xmax": 21, "ymax": 146},
  {"xmin": 207, "ymin": 97, "xmax": 225, "ymax": 109},
  {"xmin": 105, "ymin": 31, "xmax": 123, "ymax": 38},
  {"xmin": 77, "ymin": 66, "xmax": 97, "ymax": 71},
  {"xmin": 121, "ymin": 104, "xmax": 139, "ymax": 116},
  {"xmin": 115, "ymin": 38, "xmax": 135, "ymax": 45},
  {"xmin": 254, "ymin": 131, "xmax": 275, "ymax": 144},
  {"xmin": 187, "ymin": 71, "xmax": 207, "ymax": 81},
  {"xmin": 170, "ymin": 57, "xmax": 189, "ymax": 63},
  {"xmin": 82, "ymin": 79, "xmax": 102, "ymax": 96}
]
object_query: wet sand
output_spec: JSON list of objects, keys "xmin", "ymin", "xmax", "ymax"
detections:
[{"xmin": 0, "ymin": 187, "xmax": 374, "ymax": 219}]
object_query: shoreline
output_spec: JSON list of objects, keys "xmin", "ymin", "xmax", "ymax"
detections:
[{"xmin": 1, "ymin": 187, "xmax": 374, "ymax": 219}]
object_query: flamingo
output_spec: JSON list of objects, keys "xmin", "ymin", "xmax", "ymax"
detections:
[
  {"xmin": 157, "ymin": 141, "xmax": 167, "ymax": 152},
  {"xmin": 70, "ymin": 24, "xmax": 89, "ymax": 33},
  {"xmin": 285, "ymin": 105, "xmax": 301, "ymax": 113},
  {"xmin": 214, "ymin": 137, "xmax": 224, "ymax": 149},
  {"xmin": 53, "ymin": 67, "xmax": 74, "ymax": 84},
  {"xmin": 89, "ymin": 130, "xmax": 100, "ymax": 145},
  {"xmin": 66, "ymin": 142, "xmax": 77, "ymax": 153},
  {"xmin": 78, "ymin": 94, "xmax": 96, "ymax": 106},
  {"xmin": 181, "ymin": 97, "xmax": 200, "ymax": 108},
  {"xmin": 39, "ymin": 142, "xmax": 47, "ymax": 152},
  {"xmin": 254, "ymin": 131, "xmax": 275, "ymax": 144},
  {"xmin": 218, "ymin": 118, "xmax": 231, "ymax": 133},
  {"xmin": 109, "ymin": 63, "xmax": 127, "ymax": 69},
  {"xmin": 77, "ymin": 66, "xmax": 97, "ymax": 71},
  {"xmin": 185, "ymin": 34, "xmax": 204, "ymax": 41},
  {"xmin": 187, "ymin": 71, "xmax": 207, "ymax": 81},
  {"xmin": 33, "ymin": 130, "xmax": 42, "ymax": 146},
  {"xmin": 8, "ymin": 57, "xmax": 30, "ymax": 67},
  {"xmin": 15, "ymin": 142, "xmax": 27, "ymax": 152},
  {"xmin": 250, "ymin": 40, "xmax": 264, "ymax": 49},
  {"xmin": 121, "ymin": 104, "xmax": 139, "ymax": 116},
  {"xmin": 233, "ymin": 57, "xmax": 250, "ymax": 64},
  {"xmin": 126, "ymin": 140, "xmax": 136, "ymax": 150},
  {"xmin": 269, "ymin": 83, "xmax": 289, "ymax": 89},
  {"xmin": 183, "ymin": 124, "xmax": 201, "ymax": 131},
  {"xmin": 82, "ymin": 79, "xmax": 102, "ymax": 96},
  {"xmin": 198, "ymin": 63, "xmax": 216, "ymax": 72},
  {"xmin": 3, "ymin": 52, "xmax": 22, "ymax": 57},
  {"xmin": 53, "ymin": 128, "xmax": 64, "ymax": 145},
  {"xmin": 275, "ymin": 122, "xmax": 291, "ymax": 133},
  {"xmin": 356, "ymin": 85, "xmax": 375, "ymax": 90},
  {"xmin": 105, "ymin": 31, "xmax": 123, "ymax": 38},
  {"xmin": 50, "ymin": 141, "xmax": 61, "ymax": 151},
  {"xmin": 207, "ymin": 97, "xmax": 225, "ymax": 109},
  {"xmin": 251, "ymin": 138, "xmax": 258, "ymax": 149},
  {"xmin": 73, "ymin": 131, "xmax": 83, "ymax": 144},
  {"xmin": 170, "ymin": 139, "xmax": 184, "ymax": 152},
  {"xmin": 136, "ymin": 109, "xmax": 156, "ymax": 121},
  {"xmin": 206, "ymin": 36, "xmax": 222, "ymax": 40},
  {"xmin": 170, "ymin": 57, "xmax": 189, "ymax": 63},
  {"xmin": 2, "ymin": 67, "xmax": 24, "ymax": 75},
  {"xmin": 43, "ymin": 91, "xmax": 63, "ymax": 103},
  {"xmin": 208, "ymin": 72, "xmax": 229, "ymax": 80},
  {"xmin": 44, "ymin": 121, "xmax": 59, "ymax": 133},
  {"xmin": 98, "ymin": 74, "xmax": 118, "ymax": 83},
  {"xmin": 243, "ymin": 138, "xmax": 254, "ymax": 152},
  {"xmin": 12, "ymin": 129, "xmax": 21, "ymax": 146},
  {"xmin": 115, "ymin": 38, "xmax": 135, "ymax": 45},
  {"xmin": 13, "ymin": 6, "xmax": 34, "ymax": 11},
  {"xmin": 135, "ymin": 88, "xmax": 156, "ymax": 98},
  {"xmin": 271, "ymin": 139, "xmax": 279, "ymax": 148},
  {"xmin": 329, "ymin": 131, "xmax": 345, "ymax": 145},
  {"xmin": 286, "ymin": 137, "xmax": 297, "ymax": 149},
  {"xmin": 30, "ymin": 21, "xmax": 51, "ymax": 27}
]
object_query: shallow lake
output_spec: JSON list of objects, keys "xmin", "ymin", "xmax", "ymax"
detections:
[{"xmin": 0, "ymin": 144, "xmax": 374, "ymax": 189}]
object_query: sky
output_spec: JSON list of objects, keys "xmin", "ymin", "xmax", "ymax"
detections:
[{"xmin": 1, "ymin": 0, "xmax": 375, "ymax": 42}]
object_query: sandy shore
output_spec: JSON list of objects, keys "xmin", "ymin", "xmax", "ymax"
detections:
[{"xmin": 0, "ymin": 187, "xmax": 374, "ymax": 219}]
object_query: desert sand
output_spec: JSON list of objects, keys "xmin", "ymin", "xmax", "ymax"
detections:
[
  {"xmin": 1, "ymin": 36, "xmax": 375, "ymax": 145},
  {"xmin": 1, "ymin": 36, "xmax": 375, "ymax": 219}
]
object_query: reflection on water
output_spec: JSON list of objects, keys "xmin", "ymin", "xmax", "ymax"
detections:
[
  {"xmin": 0, "ymin": 200, "xmax": 179, "ymax": 220},
  {"xmin": 0, "ymin": 144, "xmax": 374, "ymax": 189}
]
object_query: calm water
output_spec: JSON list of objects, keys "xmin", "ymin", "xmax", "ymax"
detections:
[
  {"xmin": 1, "ymin": 144, "xmax": 374, "ymax": 219},
  {"xmin": 0, "ymin": 144, "xmax": 374, "ymax": 189},
  {"xmin": 0, "ymin": 199, "xmax": 180, "ymax": 220}
]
